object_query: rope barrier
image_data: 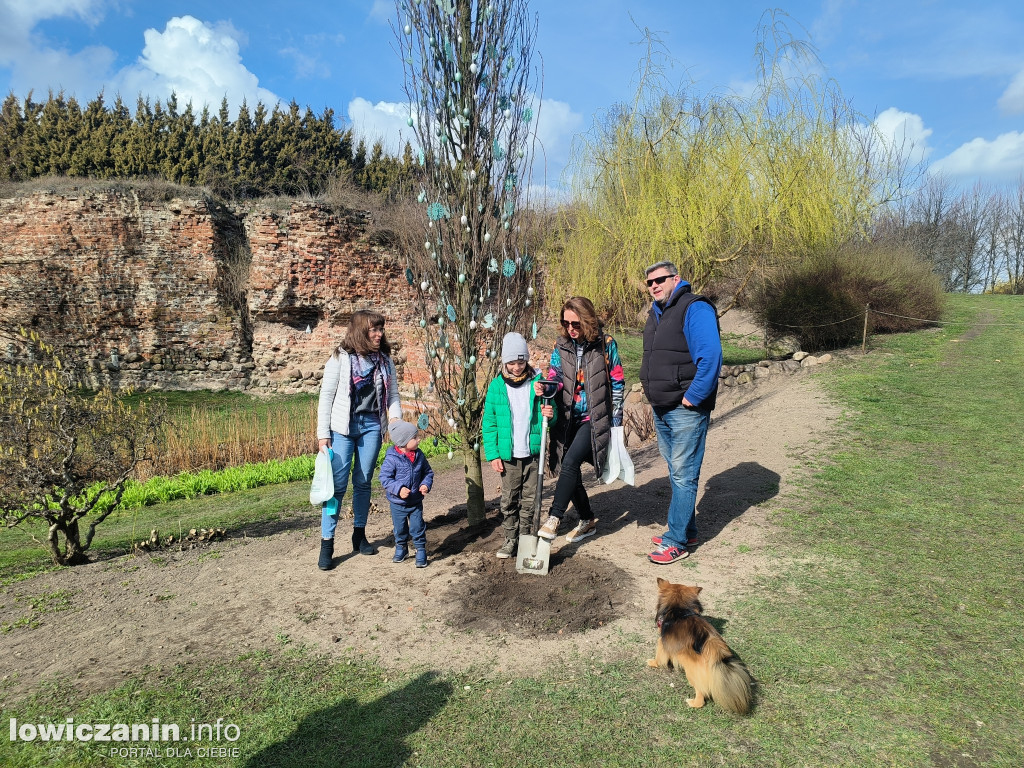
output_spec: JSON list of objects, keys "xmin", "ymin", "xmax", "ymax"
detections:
[
  {"xmin": 767, "ymin": 311, "xmax": 866, "ymax": 330},
  {"xmin": 868, "ymin": 308, "xmax": 1021, "ymax": 327}
]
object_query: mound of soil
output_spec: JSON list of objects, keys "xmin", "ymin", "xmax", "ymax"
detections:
[{"xmin": 446, "ymin": 554, "xmax": 630, "ymax": 637}]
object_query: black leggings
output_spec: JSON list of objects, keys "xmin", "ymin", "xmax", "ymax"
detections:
[{"xmin": 550, "ymin": 420, "xmax": 594, "ymax": 521}]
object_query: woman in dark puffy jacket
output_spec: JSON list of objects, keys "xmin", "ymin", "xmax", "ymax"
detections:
[{"xmin": 535, "ymin": 297, "xmax": 625, "ymax": 544}]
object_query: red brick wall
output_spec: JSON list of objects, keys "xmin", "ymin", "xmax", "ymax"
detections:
[{"xmin": 0, "ymin": 190, "xmax": 426, "ymax": 394}]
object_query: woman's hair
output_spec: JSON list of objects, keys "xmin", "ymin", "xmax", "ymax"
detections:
[
  {"xmin": 560, "ymin": 296, "xmax": 602, "ymax": 343},
  {"xmin": 339, "ymin": 309, "xmax": 391, "ymax": 356}
]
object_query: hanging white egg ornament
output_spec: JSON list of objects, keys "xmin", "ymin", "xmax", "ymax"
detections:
[
  {"xmin": 469, "ymin": 62, "xmax": 478, "ymax": 75},
  {"xmin": 420, "ymin": 281, "xmax": 429, "ymax": 291},
  {"xmin": 469, "ymin": 355, "xmax": 476, "ymax": 365},
  {"xmin": 483, "ymin": 232, "xmax": 491, "ymax": 242},
  {"xmin": 404, "ymin": 24, "xmax": 411, "ymax": 35},
  {"xmin": 527, "ymin": 286, "xmax": 535, "ymax": 297},
  {"xmin": 447, "ymin": 450, "xmax": 454, "ymax": 459},
  {"xmin": 460, "ymin": 214, "xmax": 468, "ymax": 226},
  {"xmin": 469, "ymin": 320, "xmax": 477, "ymax": 330}
]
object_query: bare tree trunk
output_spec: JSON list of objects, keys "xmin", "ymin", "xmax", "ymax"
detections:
[
  {"xmin": 48, "ymin": 520, "xmax": 89, "ymax": 566},
  {"xmin": 462, "ymin": 444, "xmax": 486, "ymax": 529}
]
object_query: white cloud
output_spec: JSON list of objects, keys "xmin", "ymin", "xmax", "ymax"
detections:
[
  {"xmin": 930, "ymin": 132, "xmax": 1024, "ymax": 181},
  {"xmin": 0, "ymin": 0, "xmax": 113, "ymax": 96},
  {"xmin": 870, "ymin": 107, "xmax": 933, "ymax": 166},
  {"xmin": 347, "ymin": 96, "xmax": 417, "ymax": 154},
  {"xmin": 368, "ymin": 0, "xmax": 392, "ymax": 23},
  {"xmin": 998, "ymin": 67, "xmax": 1024, "ymax": 114},
  {"xmin": 0, "ymin": 7, "xmax": 278, "ymax": 115},
  {"xmin": 114, "ymin": 16, "xmax": 280, "ymax": 112},
  {"xmin": 347, "ymin": 94, "xmax": 583, "ymax": 193},
  {"xmin": 1, "ymin": 0, "xmax": 102, "ymax": 32},
  {"xmin": 280, "ymin": 47, "xmax": 330, "ymax": 80},
  {"xmin": 530, "ymin": 98, "xmax": 583, "ymax": 188}
]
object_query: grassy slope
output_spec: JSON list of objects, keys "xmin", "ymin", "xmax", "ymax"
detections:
[{"xmin": 2, "ymin": 295, "xmax": 1022, "ymax": 767}]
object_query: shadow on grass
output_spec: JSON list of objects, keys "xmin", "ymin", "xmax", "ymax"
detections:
[{"xmin": 243, "ymin": 670, "xmax": 451, "ymax": 768}]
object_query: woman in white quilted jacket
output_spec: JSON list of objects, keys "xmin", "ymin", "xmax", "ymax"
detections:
[{"xmin": 315, "ymin": 309, "xmax": 402, "ymax": 570}]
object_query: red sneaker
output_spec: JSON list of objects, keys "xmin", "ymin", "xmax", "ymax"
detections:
[
  {"xmin": 648, "ymin": 544, "xmax": 689, "ymax": 564},
  {"xmin": 651, "ymin": 536, "xmax": 698, "ymax": 549}
]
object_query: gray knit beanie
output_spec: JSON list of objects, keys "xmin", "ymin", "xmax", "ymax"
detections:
[
  {"xmin": 501, "ymin": 332, "xmax": 529, "ymax": 364},
  {"xmin": 388, "ymin": 420, "xmax": 418, "ymax": 447}
]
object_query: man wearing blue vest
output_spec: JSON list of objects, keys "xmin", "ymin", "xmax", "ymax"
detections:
[{"xmin": 639, "ymin": 261, "xmax": 723, "ymax": 564}]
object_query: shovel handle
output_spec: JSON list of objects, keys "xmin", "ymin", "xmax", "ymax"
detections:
[{"xmin": 533, "ymin": 392, "xmax": 555, "ymax": 532}]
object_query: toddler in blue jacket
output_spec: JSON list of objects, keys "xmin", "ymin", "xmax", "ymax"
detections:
[{"xmin": 379, "ymin": 420, "xmax": 434, "ymax": 567}]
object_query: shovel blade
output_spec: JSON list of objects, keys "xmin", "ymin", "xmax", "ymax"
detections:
[{"xmin": 515, "ymin": 533, "xmax": 551, "ymax": 576}]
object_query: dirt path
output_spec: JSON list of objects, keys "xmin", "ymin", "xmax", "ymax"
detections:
[{"xmin": 1, "ymin": 373, "xmax": 839, "ymax": 698}]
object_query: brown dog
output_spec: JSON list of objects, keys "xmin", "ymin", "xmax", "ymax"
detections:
[{"xmin": 647, "ymin": 578, "xmax": 753, "ymax": 714}]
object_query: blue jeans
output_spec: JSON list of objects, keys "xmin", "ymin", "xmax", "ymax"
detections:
[
  {"xmin": 321, "ymin": 412, "xmax": 383, "ymax": 538},
  {"xmin": 390, "ymin": 502, "xmax": 426, "ymax": 551},
  {"xmin": 652, "ymin": 404, "xmax": 711, "ymax": 548}
]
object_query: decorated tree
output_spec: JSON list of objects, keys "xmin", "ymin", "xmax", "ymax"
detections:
[{"xmin": 393, "ymin": 0, "xmax": 541, "ymax": 527}]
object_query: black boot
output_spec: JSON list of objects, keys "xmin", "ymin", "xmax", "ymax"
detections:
[
  {"xmin": 352, "ymin": 527, "xmax": 377, "ymax": 556},
  {"xmin": 317, "ymin": 538, "xmax": 334, "ymax": 571}
]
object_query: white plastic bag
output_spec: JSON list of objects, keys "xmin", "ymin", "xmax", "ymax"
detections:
[
  {"xmin": 309, "ymin": 447, "xmax": 335, "ymax": 505},
  {"xmin": 617, "ymin": 429, "xmax": 635, "ymax": 486},
  {"xmin": 601, "ymin": 426, "xmax": 635, "ymax": 486}
]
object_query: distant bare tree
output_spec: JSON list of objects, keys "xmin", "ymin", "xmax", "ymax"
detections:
[
  {"xmin": 948, "ymin": 182, "xmax": 989, "ymax": 294},
  {"xmin": 0, "ymin": 330, "xmax": 165, "ymax": 565},
  {"xmin": 1004, "ymin": 176, "xmax": 1024, "ymax": 294},
  {"xmin": 981, "ymin": 191, "xmax": 1007, "ymax": 294}
]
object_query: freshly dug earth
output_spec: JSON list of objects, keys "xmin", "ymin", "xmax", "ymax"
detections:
[
  {"xmin": 447, "ymin": 554, "xmax": 629, "ymax": 636},
  {"xmin": 0, "ymin": 373, "xmax": 838, "ymax": 697}
]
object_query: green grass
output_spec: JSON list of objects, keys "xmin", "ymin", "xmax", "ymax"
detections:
[
  {"xmin": 0, "ymin": 482, "xmax": 312, "ymax": 586},
  {"xmin": 2, "ymin": 295, "xmax": 1023, "ymax": 767}
]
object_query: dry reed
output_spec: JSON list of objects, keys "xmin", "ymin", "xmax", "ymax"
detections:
[{"xmin": 138, "ymin": 400, "xmax": 318, "ymax": 480}]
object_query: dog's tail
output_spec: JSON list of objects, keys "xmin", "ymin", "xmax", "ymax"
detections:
[{"xmin": 708, "ymin": 643, "xmax": 754, "ymax": 715}]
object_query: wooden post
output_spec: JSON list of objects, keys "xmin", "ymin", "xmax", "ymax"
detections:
[{"xmin": 862, "ymin": 303, "xmax": 870, "ymax": 354}]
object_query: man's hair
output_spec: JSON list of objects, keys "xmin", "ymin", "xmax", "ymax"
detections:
[
  {"xmin": 338, "ymin": 309, "xmax": 391, "ymax": 356},
  {"xmin": 645, "ymin": 261, "xmax": 679, "ymax": 277}
]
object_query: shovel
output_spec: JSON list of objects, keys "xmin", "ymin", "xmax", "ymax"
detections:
[{"xmin": 517, "ymin": 381, "xmax": 559, "ymax": 576}]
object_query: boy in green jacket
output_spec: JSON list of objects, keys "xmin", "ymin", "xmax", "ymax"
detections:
[{"xmin": 482, "ymin": 332, "xmax": 555, "ymax": 559}]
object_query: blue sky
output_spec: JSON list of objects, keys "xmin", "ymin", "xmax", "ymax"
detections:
[{"xmin": 3, "ymin": 0, "xmax": 1024, "ymax": 194}]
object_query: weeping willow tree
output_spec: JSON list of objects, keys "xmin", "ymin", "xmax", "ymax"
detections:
[
  {"xmin": 393, "ymin": 0, "xmax": 541, "ymax": 527},
  {"xmin": 550, "ymin": 12, "xmax": 909, "ymax": 320}
]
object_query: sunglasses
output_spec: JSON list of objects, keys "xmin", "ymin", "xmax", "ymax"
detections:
[
  {"xmin": 646, "ymin": 274, "xmax": 673, "ymax": 287},
  {"xmin": 560, "ymin": 320, "xmax": 582, "ymax": 330}
]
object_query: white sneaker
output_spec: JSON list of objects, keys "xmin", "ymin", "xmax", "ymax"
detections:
[
  {"xmin": 537, "ymin": 516, "xmax": 560, "ymax": 540},
  {"xmin": 565, "ymin": 518, "xmax": 598, "ymax": 543}
]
